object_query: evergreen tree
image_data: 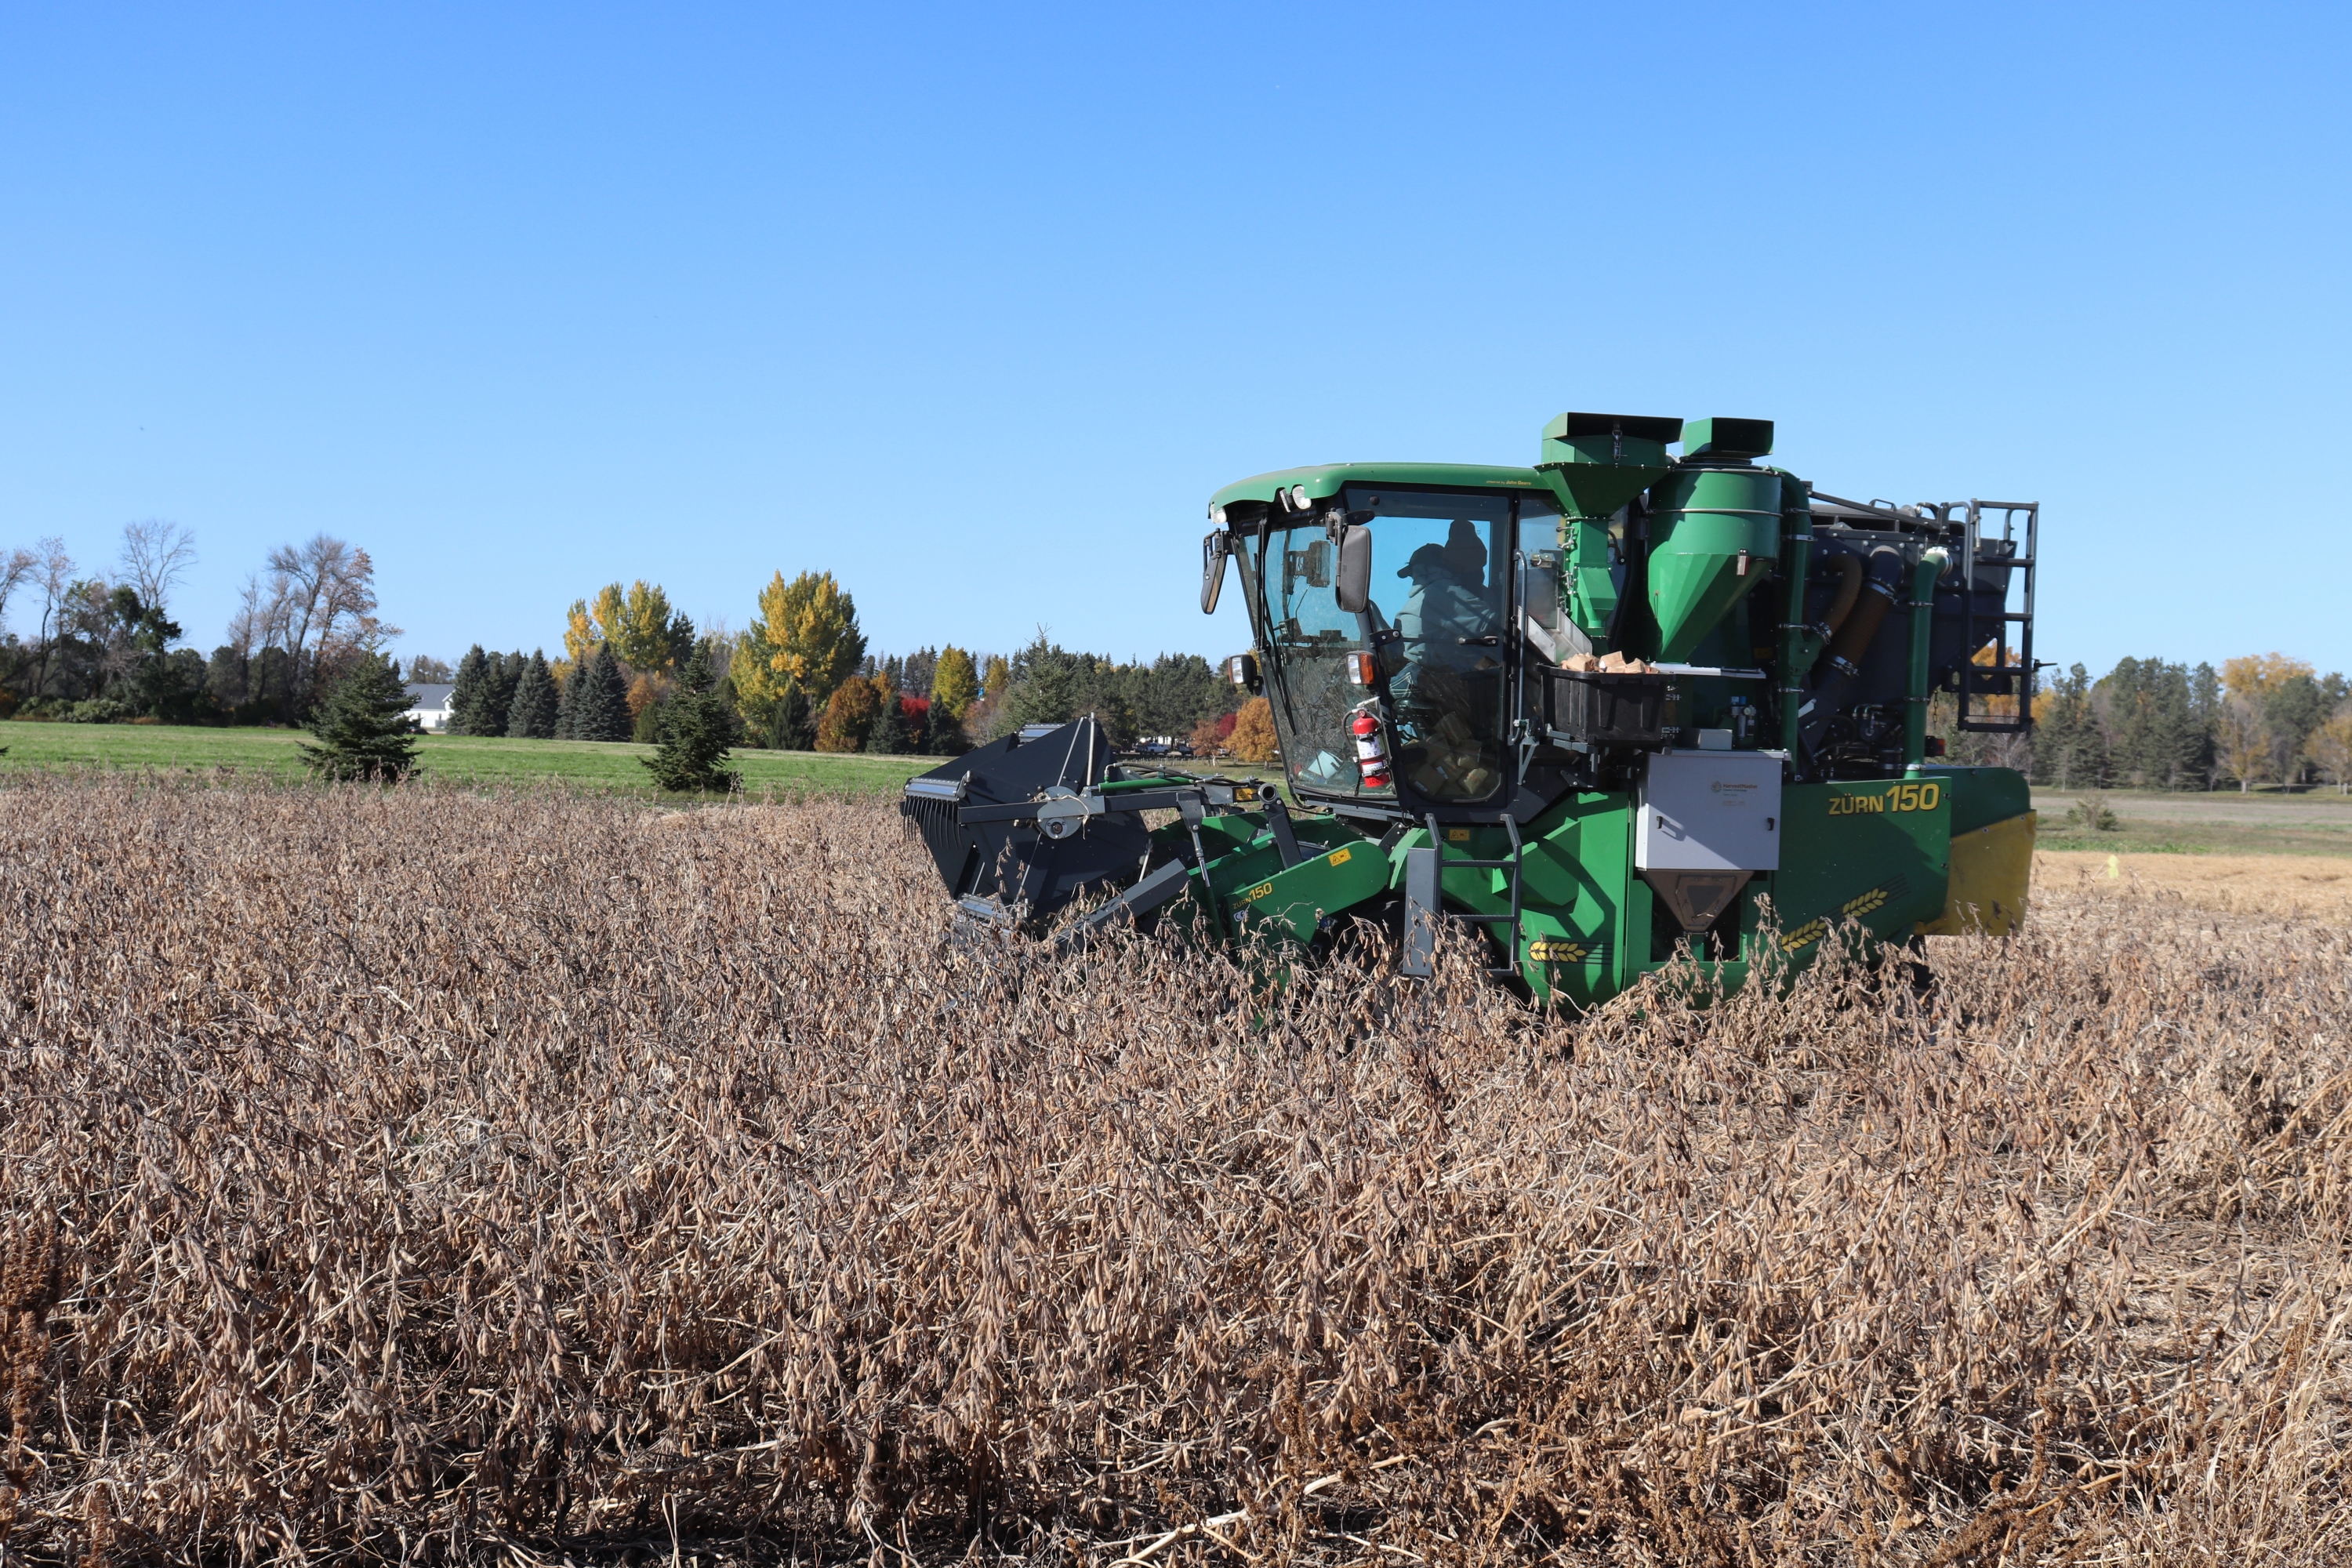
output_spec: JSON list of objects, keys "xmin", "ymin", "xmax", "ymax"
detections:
[
  {"xmin": 902, "ymin": 646, "xmax": 940, "ymax": 701},
  {"xmin": 920, "ymin": 699, "xmax": 969, "ymax": 756},
  {"xmin": 644, "ymin": 641, "xmax": 740, "ymax": 793},
  {"xmin": 456, "ymin": 649, "xmax": 523, "ymax": 736},
  {"xmin": 205, "ymin": 644, "xmax": 250, "ymax": 713},
  {"xmin": 448, "ymin": 645, "xmax": 489, "ymax": 734},
  {"xmin": 2189, "ymin": 662, "xmax": 2223, "ymax": 787},
  {"xmin": 2097, "ymin": 658, "xmax": 2199, "ymax": 789},
  {"xmin": 299, "ymin": 652, "xmax": 420, "ymax": 781},
  {"xmin": 554, "ymin": 659, "xmax": 580, "ymax": 739},
  {"xmin": 991, "ymin": 632, "xmax": 1139, "ymax": 743},
  {"xmin": 1131, "ymin": 652, "xmax": 1232, "ymax": 738},
  {"xmin": 490, "ymin": 652, "xmax": 524, "ymax": 733},
  {"xmin": 575, "ymin": 645, "xmax": 635, "ymax": 742},
  {"xmin": 506, "ymin": 650, "xmax": 559, "ymax": 739},
  {"xmin": 2031, "ymin": 663, "xmax": 2105, "ymax": 789},
  {"xmin": 2266, "ymin": 672, "xmax": 2332, "ymax": 787},
  {"xmin": 769, "ymin": 681, "xmax": 814, "ymax": 750},
  {"xmin": 663, "ymin": 610, "xmax": 698, "ymax": 673},
  {"xmin": 866, "ymin": 689, "xmax": 908, "ymax": 754}
]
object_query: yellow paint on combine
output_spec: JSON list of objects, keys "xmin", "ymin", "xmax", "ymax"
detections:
[
  {"xmin": 1828, "ymin": 782, "xmax": 1942, "ymax": 816},
  {"xmin": 1917, "ymin": 811, "xmax": 2038, "ymax": 937}
]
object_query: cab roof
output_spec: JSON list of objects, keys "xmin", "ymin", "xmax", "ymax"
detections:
[{"xmin": 1208, "ymin": 462, "xmax": 1551, "ymax": 516}]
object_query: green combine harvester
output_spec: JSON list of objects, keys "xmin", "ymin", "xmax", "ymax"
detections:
[{"xmin": 903, "ymin": 412, "xmax": 2040, "ymax": 1006}]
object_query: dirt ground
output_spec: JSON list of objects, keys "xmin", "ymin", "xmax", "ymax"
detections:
[{"xmin": 2035, "ymin": 847, "xmax": 2352, "ymax": 920}]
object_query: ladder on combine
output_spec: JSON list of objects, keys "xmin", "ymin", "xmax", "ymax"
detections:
[
  {"xmin": 1402, "ymin": 815, "xmax": 1525, "ymax": 980},
  {"xmin": 1955, "ymin": 500, "xmax": 2038, "ymax": 734}
]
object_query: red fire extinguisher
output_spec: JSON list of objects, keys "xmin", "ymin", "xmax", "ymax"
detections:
[{"xmin": 1350, "ymin": 702, "xmax": 1392, "ymax": 790}]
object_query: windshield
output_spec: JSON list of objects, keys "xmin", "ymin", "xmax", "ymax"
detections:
[{"xmin": 1246, "ymin": 485, "xmax": 1559, "ymax": 803}]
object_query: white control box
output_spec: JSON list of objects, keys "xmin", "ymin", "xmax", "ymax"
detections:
[{"xmin": 1635, "ymin": 750, "xmax": 1782, "ymax": 872}]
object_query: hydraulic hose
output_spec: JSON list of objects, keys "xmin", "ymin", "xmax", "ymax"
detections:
[
  {"xmin": 1799, "ymin": 544, "xmax": 1904, "ymax": 748},
  {"xmin": 1817, "ymin": 551, "xmax": 1864, "ymax": 637}
]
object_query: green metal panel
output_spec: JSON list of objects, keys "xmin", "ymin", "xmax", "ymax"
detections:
[
  {"xmin": 1535, "ymin": 412, "xmax": 1678, "ymax": 520},
  {"xmin": 1679, "ymin": 418, "xmax": 1774, "ymax": 460},
  {"xmin": 1766, "ymin": 779, "xmax": 1952, "ymax": 956},
  {"xmin": 1647, "ymin": 466, "xmax": 1783, "ymax": 662},
  {"xmin": 1209, "ymin": 463, "xmax": 1550, "ymax": 513},
  {"xmin": 1381, "ymin": 796, "xmax": 1641, "ymax": 1007},
  {"xmin": 1563, "ymin": 515, "xmax": 1621, "ymax": 640},
  {"xmin": 1921, "ymin": 764, "xmax": 2033, "ymax": 837},
  {"xmin": 1902, "ymin": 549, "xmax": 1949, "ymax": 768},
  {"xmin": 1229, "ymin": 839, "xmax": 1393, "ymax": 945},
  {"xmin": 1193, "ymin": 814, "xmax": 1263, "ymax": 856}
]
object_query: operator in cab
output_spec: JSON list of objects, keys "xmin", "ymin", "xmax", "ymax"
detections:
[{"xmin": 1389, "ymin": 521, "xmax": 1502, "ymax": 797}]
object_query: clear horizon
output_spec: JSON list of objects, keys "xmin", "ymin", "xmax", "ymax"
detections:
[{"xmin": 5, "ymin": 2, "xmax": 2347, "ymax": 680}]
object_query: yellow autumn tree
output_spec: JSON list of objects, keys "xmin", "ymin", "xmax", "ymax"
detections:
[
  {"xmin": 930, "ymin": 645, "xmax": 978, "ymax": 719},
  {"xmin": 2221, "ymin": 652, "xmax": 2315, "ymax": 700},
  {"xmin": 731, "ymin": 571, "xmax": 866, "ymax": 722},
  {"xmin": 2214, "ymin": 693, "xmax": 2272, "ymax": 793},
  {"xmin": 1229, "ymin": 696, "xmax": 1280, "ymax": 764},
  {"xmin": 590, "ymin": 581, "xmax": 678, "ymax": 673},
  {"xmin": 566, "ymin": 583, "xmax": 679, "ymax": 676},
  {"xmin": 563, "ymin": 600, "xmax": 600, "ymax": 670}
]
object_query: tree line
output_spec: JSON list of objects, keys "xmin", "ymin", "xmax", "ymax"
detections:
[
  {"xmin": 0, "ymin": 538, "xmax": 1253, "ymax": 766},
  {"xmin": 0, "ymin": 524, "xmax": 394, "ymax": 725},
  {"xmin": 2014, "ymin": 652, "xmax": 2352, "ymax": 793},
  {"xmin": 9, "ymin": 526, "xmax": 2347, "ymax": 793},
  {"xmin": 425, "ymin": 570, "xmax": 1249, "ymax": 764}
]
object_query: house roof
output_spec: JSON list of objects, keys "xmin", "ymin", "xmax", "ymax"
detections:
[{"xmin": 404, "ymin": 683, "xmax": 456, "ymax": 710}]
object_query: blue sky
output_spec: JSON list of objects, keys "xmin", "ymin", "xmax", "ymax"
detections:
[{"xmin": 3, "ymin": 2, "xmax": 2347, "ymax": 678}]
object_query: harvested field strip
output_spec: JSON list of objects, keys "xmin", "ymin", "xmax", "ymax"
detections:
[
  {"xmin": 2036, "ymin": 848, "xmax": 2352, "ymax": 920},
  {"xmin": 1, "ymin": 775, "xmax": 2348, "ymax": 1563}
]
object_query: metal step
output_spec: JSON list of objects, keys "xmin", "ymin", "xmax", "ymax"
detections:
[{"xmin": 1402, "ymin": 813, "xmax": 1525, "ymax": 979}]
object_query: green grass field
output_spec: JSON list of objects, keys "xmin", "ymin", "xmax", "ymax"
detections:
[
  {"xmin": 0, "ymin": 720, "xmax": 935, "ymax": 798},
  {"xmin": 2031, "ymin": 786, "xmax": 2352, "ymax": 858}
]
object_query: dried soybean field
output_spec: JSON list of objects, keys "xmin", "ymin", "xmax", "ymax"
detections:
[{"xmin": 2, "ymin": 775, "xmax": 2349, "ymax": 1566}]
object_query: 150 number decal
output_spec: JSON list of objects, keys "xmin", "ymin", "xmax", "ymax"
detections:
[{"xmin": 1828, "ymin": 782, "xmax": 1942, "ymax": 817}]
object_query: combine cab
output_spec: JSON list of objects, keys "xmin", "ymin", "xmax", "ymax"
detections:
[{"xmin": 905, "ymin": 412, "xmax": 2040, "ymax": 1006}]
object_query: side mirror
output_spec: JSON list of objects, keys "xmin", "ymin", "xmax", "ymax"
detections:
[
  {"xmin": 1334, "ymin": 523, "xmax": 1373, "ymax": 614},
  {"xmin": 1200, "ymin": 532, "xmax": 1229, "ymax": 615},
  {"xmin": 1226, "ymin": 652, "xmax": 1261, "ymax": 694}
]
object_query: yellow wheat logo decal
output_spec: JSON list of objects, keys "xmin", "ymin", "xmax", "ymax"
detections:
[
  {"xmin": 1781, "ymin": 880, "xmax": 1900, "ymax": 954},
  {"xmin": 1780, "ymin": 918, "xmax": 1829, "ymax": 954}
]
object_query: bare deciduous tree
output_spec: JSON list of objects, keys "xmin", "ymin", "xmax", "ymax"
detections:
[
  {"xmin": 27, "ymin": 538, "xmax": 77, "ymax": 699},
  {"xmin": 118, "ymin": 519, "xmax": 198, "ymax": 617},
  {"xmin": 0, "ymin": 546, "xmax": 38, "ymax": 635},
  {"xmin": 242, "ymin": 535, "xmax": 401, "ymax": 708}
]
